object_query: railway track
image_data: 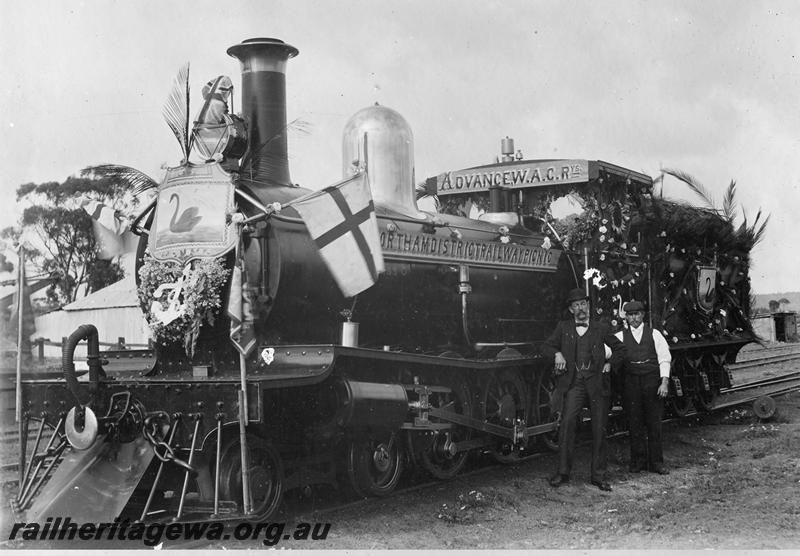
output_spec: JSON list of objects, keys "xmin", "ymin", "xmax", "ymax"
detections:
[
  {"xmin": 735, "ymin": 343, "xmax": 800, "ymax": 361},
  {"xmin": 728, "ymin": 352, "xmax": 800, "ymax": 371},
  {"xmin": 725, "ymin": 369, "xmax": 800, "ymax": 393}
]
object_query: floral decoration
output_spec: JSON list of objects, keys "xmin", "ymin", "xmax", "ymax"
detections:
[
  {"xmin": 138, "ymin": 255, "xmax": 230, "ymax": 358},
  {"xmin": 261, "ymin": 347, "xmax": 275, "ymax": 365},
  {"xmin": 583, "ymin": 267, "xmax": 607, "ymax": 290}
]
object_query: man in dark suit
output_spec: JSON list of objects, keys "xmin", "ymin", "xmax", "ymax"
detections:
[{"xmin": 542, "ymin": 288, "xmax": 626, "ymax": 491}]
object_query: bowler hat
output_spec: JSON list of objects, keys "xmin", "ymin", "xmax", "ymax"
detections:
[
  {"xmin": 623, "ymin": 300, "xmax": 645, "ymax": 313},
  {"xmin": 566, "ymin": 288, "xmax": 589, "ymax": 305}
]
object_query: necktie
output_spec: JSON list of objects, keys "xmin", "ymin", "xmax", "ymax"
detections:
[{"xmin": 575, "ymin": 322, "xmax": 588, "ymax": 328}]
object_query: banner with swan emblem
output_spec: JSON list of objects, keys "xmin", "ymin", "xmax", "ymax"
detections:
[
  {"xmin": 696, "ymin": 265, "xmax": 717, "ymax": 314},
  {"xmin": 148, "ymin": 162, "xmax": 238, "ymax": 265}
]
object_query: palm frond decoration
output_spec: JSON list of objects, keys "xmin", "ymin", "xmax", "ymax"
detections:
[
  {"xmin": 738, "ymin": 208, "xmax": 770, "ymax": 250},
  {"xmin": 81, "ymin": 164, "xmax": 160, "ymax": 195},
  {"xmin": 660, "ymin": 167, "xmax": 770, "ymax": 252},
  {"xmin": 162, "ymin": 62, "xmax": 192, "ymax": 162},
  {"xmin": 662, "ymin": 167, "xmax": 715, "ymax": 209},
  {"xmin": 651, "ymin": 170, "xmax": 665, "ymax": 198},
  {"xmin": 240, "ymin": 117, "xmax": 312, "ymax": 176},
  {"xmin": 287, "ymin": 117, "xmax": 313, "ymax": 136},
  {"xmin": 751, "ymin": 216, "xmax": 769, "ymax": 248},
  {"xmin": 415, "ymin": 182, "xmax": 441, "ymax": 212},
  {"xmin": 721, "ymin": 180, "xmax": 737, "ymax": 221}
]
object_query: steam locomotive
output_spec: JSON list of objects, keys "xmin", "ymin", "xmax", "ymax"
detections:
[{"xmin": 14, "ymin": 37, "xmax": 756, "ymax": 524}]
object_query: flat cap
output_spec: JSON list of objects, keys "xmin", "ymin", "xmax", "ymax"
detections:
[{"xmin": 623, "ymin": 300, "xmax": 646, "ymax": 313}]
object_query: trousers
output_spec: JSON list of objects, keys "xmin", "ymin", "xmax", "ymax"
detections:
[
  {"xmin": 624, "ymin": 372, "xmax": 664, "ymax": 468},
  {"xmin": 557, "ymin": 374, "xmax": 609, "ymax": 481}
]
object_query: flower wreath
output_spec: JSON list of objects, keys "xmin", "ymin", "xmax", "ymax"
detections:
[{"xmin": 137, "ymin": 255, "xmax": 230, "ymax": 358}]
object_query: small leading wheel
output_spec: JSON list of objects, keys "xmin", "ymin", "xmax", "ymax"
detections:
[
  {"xmin": 218, "ymin": 434, "xmax": 284, "ymax": 521},
  {"xmin": 481, "ymin": 370, "xmax": 529, "ymax": 463},
  {"xmin": 694, "ymin": 388, "xmax": 718, "ymax": 413},
  {"xmin": 419, "ymin": 381, "xmax": 473, "ymax": 480},
  {"xmin": 347, "ymin": 432, "xmax": 403, "ymax": 497},
  {"xmin": 753, "ymin": 395, "xmax": 777, "ymax": 420},
  {"xmin": 669, "ymin": 394, "xmax": 693, "ymax": 417},
  {"xmin": 535, "ymin": 373, "xmax": 560, "ymax": 452}
]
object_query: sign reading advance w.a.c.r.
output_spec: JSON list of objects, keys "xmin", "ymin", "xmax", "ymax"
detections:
[{"xmin": 435, "ymin": 159, "xmax": 589, "ymax": 196}]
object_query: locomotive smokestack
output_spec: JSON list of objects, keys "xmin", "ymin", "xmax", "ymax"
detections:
[{"xmin": 227, "ymin": 38, "xmax": 298, "ymax": 194}]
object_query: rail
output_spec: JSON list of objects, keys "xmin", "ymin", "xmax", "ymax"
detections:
[
  {"xmin": 736, "ymin": 343, "xmax": 800, "ymax": 361},
  {"xmin": 728, "ymin": 352, "xmax": 800, "ymax": 371}
]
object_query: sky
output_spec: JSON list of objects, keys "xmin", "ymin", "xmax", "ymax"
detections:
[{"xmin": 1, "ymin": 0, "xmax": 798, "ymax": 294}]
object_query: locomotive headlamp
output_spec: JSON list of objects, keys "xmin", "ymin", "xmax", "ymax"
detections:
[{"xmin": 65, "ymin": 406, "xmax": 99, "ymax": 450}]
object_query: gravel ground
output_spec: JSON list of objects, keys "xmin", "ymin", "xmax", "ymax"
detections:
[{"xmin": 261, "ymin": 389, "xmax": 800, "ymax": 550}]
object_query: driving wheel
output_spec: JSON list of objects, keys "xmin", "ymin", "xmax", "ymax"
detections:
[
  {"xmin": 669, "ymin": 394, "xmax": 693, "ymax": 417},
  {"xmin": 419, "ymin": 380, "xmax": 473, "ymax": 479},
  {"xmin": 481, "ymin": 369, "xmax": 529, "ymax": 463},
  {"xmin": 535, "ymin": 372, "xmax": 561, "ymax": 452},
  {"xmin": 694, "ymin": 387, "xmax": 718, "ymax": 412}
]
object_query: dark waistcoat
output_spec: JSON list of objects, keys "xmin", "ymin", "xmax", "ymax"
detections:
[
  {"xmin": 574, "ymin": 331, "xmax": 593, "ymax": 374},
  {"xmin": 623, "ymin": 324, "xmax": 660, "ymax": 375}
]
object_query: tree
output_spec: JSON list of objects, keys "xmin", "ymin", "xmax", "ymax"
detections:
[{"xmin": 10, "ymin": 174, "xmax": 141, "ymax": 305}]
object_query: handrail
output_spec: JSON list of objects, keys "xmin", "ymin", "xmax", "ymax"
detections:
[{"xmin": 62, "ymin": 324, "xmax": 105, "ymax": 405}]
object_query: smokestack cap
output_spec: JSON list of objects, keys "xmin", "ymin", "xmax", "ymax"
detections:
[{"xmin": 227, "ymin": 38, "xmax": 299, "ymax": 60}]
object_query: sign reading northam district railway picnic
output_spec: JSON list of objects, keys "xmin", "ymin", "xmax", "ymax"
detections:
[
  {"xmin": 381, "ymin": 230, "xmax": 561, "ymax": 271},
  {"xmin": 435, "ymin": 159, "xmax": 589, "ymax": 196}
]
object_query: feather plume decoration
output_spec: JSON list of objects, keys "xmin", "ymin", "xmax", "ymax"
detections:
[
  {"xmin": 662, "ymin": 168, "xmax": 716, "ymax": 210},
  {"xmin": 162, "ymin": 62, "xmax": 192, "ymax": 161},
  {"xmin": 81, "ymin": 164, "xmax": 160, "ymax": 195}
]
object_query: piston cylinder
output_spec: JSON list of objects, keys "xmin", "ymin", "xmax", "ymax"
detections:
[{"xmin": 335, "ymin": 380, "xmax": 409, "ymax": 429}]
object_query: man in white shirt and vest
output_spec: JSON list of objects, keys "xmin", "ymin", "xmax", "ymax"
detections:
[{"xmin": 615, "ymin": 300, "xmax": 671, "ymax": 474}]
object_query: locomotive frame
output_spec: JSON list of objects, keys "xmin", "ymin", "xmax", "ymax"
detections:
[{"xmin": 13, "ymin": 37, "xmax": 756, "ymax": 525}]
